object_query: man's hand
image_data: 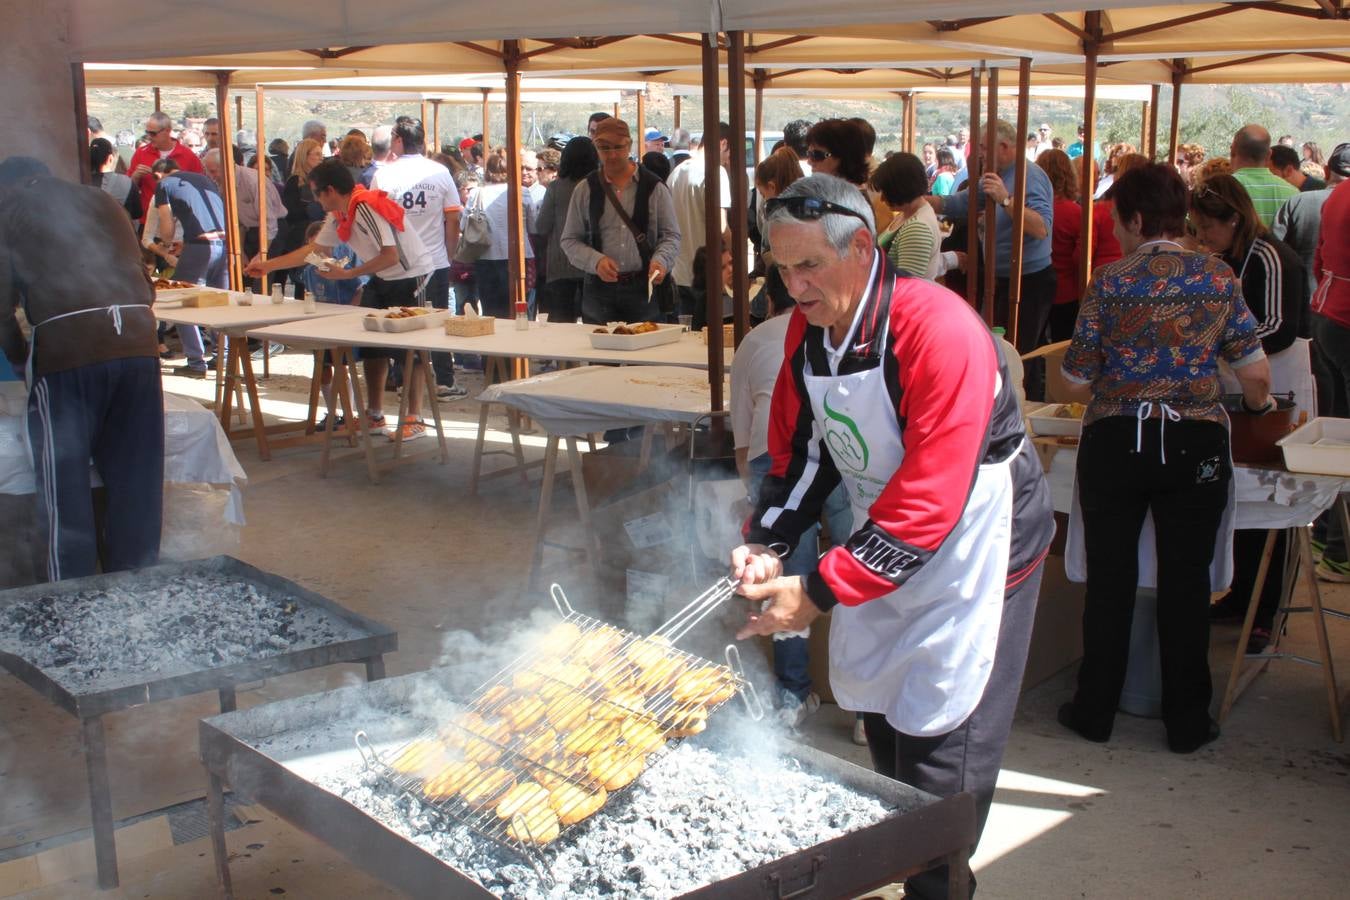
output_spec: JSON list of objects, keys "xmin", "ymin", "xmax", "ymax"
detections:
[
  {"xmin": 721, "ymin": 249, "xmax": 734, "ymax": 287},
  {"xmin": 596, "ymin": 256, "xmax": 619, "ymax": 283},
  {"xmin": 130, "ymin": 164, "xmax": 152, "ymax": 183},
  {"xmin": 323, "ymin": 265, "xmax": 357, "ymax": 281},
  {"xmin": 647, "ymin": 259, "xmax": 667, "ymax": 283},
  {"xmin": 925, "ymin": 195, "xmax": 944, "ymax": 214},
  {"xmin": 734, "ymin": 576, "xmax": 822, "ymax": 640},
  {"xmin": 730, "ymin": 543, "xmax": 783, "ymax": 587},
  {"xmin": 244, "ymin": 255, "xmax": 270, "ymax": 278},
  {"xmin": 952, "ymin": 250, "xmax": 968, "ymax": 271},
  {"xmin": 980, "ymin": 173, "xmax": 1009, "ymax": 205}
]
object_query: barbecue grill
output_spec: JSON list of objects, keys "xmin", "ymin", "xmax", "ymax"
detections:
[
  {"xmin": 0, "ymin": 556, "xmax": 396, "ymax": 889},
  {"xmin": 200, "ymin": 584, "xmax": 976, "ymax": 898}
]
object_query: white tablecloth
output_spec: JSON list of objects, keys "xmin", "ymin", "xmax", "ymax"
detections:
[
  {"xmin": 0, "ymin": 384, "xmax": 247, "ymax": 524},
  {"xmin": 477, "ymin": 365, "xmax": 728, "ymax": 436}
]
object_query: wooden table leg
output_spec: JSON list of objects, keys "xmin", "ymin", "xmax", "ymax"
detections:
[
  {"xmin": 305, "ymin": 350, "xmax": 323, "ymax": 434},
  {"xmin": 237, "ymin": 339, "xmax": 272, "ymax": 461},
  {"xmin": 529, "ymin": 434, "xmax": 561, "ymax": 589},
  {"xmin": 470, "ymin": 402, "xmax": 491, "ymax": 496},
  {"xmin": 1297, "ymin": 527, "xmax": 1343, "ymax": 742},
  {"xmin": 352, "ymin": 352, "xmax": 379, "ymax": 483},
  {"xmin": 508, "ymin": 409, "xmax": 528, "ymax": 483},
  {"xmin": 207, "ymin": 770, "xmax": 234, "ymax": 899},
  {"xmin": 82, "ymin": 715, "xmax": 119, "ymax": 889},
  {"xmin": 219, "ymin": 340, "xmax": 238, "ymax": 428},
  {"xmin": 1220, "ymin": 528, "xmax": 1278, "ymax": 723},
  {"xmin": 320, "ymin": 348, "xmax": 344, "ymax": 477},
  {"xmin": 392, "ymin": 349, "xmax": 414, "ymax": 462},
  {"xmin": 421, "ymin": 352, "xmax": 448, "ymax": 463},
  {"xmin": 213, "ymin": 335, "xmax": 227, "ymax": 412},
  {"xmin": 565, "ymin": 435, "xmax": 599, "ymax": 573}
]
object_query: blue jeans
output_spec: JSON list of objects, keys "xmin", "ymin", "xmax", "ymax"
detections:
[
  {"xmin": 174, "ymin": 240, "xmax": 228, "ymax": 368},
  {"xmin": 748, "ymin": 453, "xmax": 854, "ymax": 702}
]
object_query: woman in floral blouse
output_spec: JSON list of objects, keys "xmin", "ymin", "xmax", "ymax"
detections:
[{"xmin": 1057, "ymin": 163, "xmax": 1273, "ymax": 754}]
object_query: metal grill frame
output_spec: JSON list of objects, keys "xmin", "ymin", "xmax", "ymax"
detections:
[{"xmin": 355, "ymin": 596, "xmax": 755, "ymax": 880}]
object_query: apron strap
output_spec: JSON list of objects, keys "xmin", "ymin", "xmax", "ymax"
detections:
[{"xmin": 1135, "ymin": 401, "xmax": 1182, "ymax": 464}]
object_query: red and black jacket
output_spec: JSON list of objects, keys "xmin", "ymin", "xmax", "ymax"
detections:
[{"xmin": 747, "ymin": 257, "xmax": 1055, "ymax": 611}]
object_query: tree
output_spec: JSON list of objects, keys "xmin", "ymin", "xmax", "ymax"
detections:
[{"xmin": 183, "ymin": 100, "xmax": 212, "ymax": 120}]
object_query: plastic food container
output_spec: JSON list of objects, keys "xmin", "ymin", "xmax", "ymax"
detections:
[
  {"xmin": 588, "ymin": 324, "xmax": 682, "ymax": 350},
  {"xmin": 362, "ymin": 310, "xmax": 449, "ymax": 333},
  {"xmin": 1277, "ymin": 417, "xmax": 1350, "ymax": 476},
  {"xmin": 1026, "ymin": 403, "xmax": 1083, "ymax": 437}
]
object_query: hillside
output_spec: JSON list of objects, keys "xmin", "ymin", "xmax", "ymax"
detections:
[{"xmin": 88, "ymin": 81, "xmax": 1347, "ymax": 161}]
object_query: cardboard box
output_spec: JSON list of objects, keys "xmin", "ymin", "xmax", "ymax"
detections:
[{"xmin": 1021, "ymin": 339, "xmax": 1072, "ymax": 403}]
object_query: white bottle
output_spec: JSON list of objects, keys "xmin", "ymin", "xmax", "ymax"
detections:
[
  {"xmin": 240, "ymin": 287, "xmax": 254, "ymax": 306},
  {"xmin": 992, "ymin": 327, "xmax": 1027, "ymax": 410},
  {"xmin": 271, "ymin": 284, "xmax": 285, "ymax": 304}
]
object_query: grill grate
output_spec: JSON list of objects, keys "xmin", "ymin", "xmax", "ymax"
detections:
[{"xmin": 356, "ymin": 581, "xmax": 760, "ymax": 881}]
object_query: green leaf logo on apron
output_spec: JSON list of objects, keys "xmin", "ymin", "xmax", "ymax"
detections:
[{"xmin": 823, "ymin": 393, "xmax": 869, "ymax": 472}]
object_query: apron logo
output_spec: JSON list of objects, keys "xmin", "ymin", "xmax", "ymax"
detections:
[
  {"xmin": 1196, "ymin": 456, "xmax": 1222, "ymax": 483},
  {"xmin": 823, "ymin": 394, "xmax": 870, "ymax": 472}
]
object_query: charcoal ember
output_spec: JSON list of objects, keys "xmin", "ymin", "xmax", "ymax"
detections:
[
  {"xmin": 0, "ymin": 573, "xmax": 364, "ymax": 691},
  {"xmin": 320, "ymin": 742, "xmax": 890, "ymax": 899}
]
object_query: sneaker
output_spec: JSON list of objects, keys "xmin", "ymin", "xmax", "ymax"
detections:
[
  {"xmin": 436, "ymin": 383, "xmax": 469, "ymax": 400},
  {"xmin": 776, "ymin": 692, "xmax": 821, "ymax": 730},
  {"xmin": 388, "ymin": 416, "xmax": 426, "ymax": 442},
  {"xmin": 1315, "ymin": 557, "xmax": 1350, "ymax": 583},
  {"xmin": 851, "ymin": 716, "xmax": 868, "ymax": 746},
  {"xmin": 1246, "ymin": 625, "xmax": 1273, "ymax": 655},
  {"xmin": 364, "ymin": 413, "xmax": 387, "ymax": 435},
  {"xmin": 317, "ymin": 414, "xmax": 345, "ymax": 431},
  {"xmin": 173, "ymin": 365, "xmax": 207, "ymax": 379}
]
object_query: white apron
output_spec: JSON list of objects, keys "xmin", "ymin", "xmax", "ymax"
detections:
[{"xmin": 806, "ymin": 323, "xmax": 1016, "ymax": 737}]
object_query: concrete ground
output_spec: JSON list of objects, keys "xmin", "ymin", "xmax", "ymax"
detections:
[{"xmin": 2, "ymin": 352, "xmax": 1348, "ymax": 899}]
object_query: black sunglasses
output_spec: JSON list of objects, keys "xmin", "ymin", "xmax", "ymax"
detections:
[
  {"xmin": 764, "ymin": 196, "xmax": 870, "ymax": 228},
  {"xmin": 805, "ymin": 148, "xmax": 833, "ymax": 162}
]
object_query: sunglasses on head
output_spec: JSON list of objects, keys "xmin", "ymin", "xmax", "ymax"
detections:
[
  {"xmin": 805, "ymin": 148, "xmax": 833, "ymax": 162},
  {"xmin": 764, "ymin": 196, "xmax": 870, "ymax": 228}
]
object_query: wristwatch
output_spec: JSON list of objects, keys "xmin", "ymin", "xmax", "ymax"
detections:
[{"xmin": 999, "ymin": 195, "xmax": 1011, "ymax": 209}]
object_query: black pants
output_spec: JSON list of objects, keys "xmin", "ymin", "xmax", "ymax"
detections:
[
  {"xmin": 1227, "ymin": 528, "xmax": 1285, "ymax": 630},
  {"xmin": 474, "ymin": 258, "xmax": 511, "ymax": 319},
  {"xmin": 863, "ymin": 561, "xmax": 1044, "ymax": 900},
  {"xmin": 538, "ymin": 278, "xmax": 582, "ymax": 323},
  {"xmin": 1071, "ymin": 416, "xmax": 1230, "ymax": 747},
  {"xmin": 1312, "ymin": 315, "xmax": 1350, "ymax": 562},
  {"xmin": 28, "ymin": 357, "xmax": 164, "ymax": 581},
  {"xmin": 1047, "ymin": 300, "xmax": 1079, "ymax": 343},
  {"xmin": 990, "ymin": 265, "xmax": 1056, "ymax": 400},
  {"xmin": 424, "ymin": 266, "xmax": 455, "ymax": 388},
  {"xmin": 581, "ymin": 274, "xmax": 659, "ymax": 324}
]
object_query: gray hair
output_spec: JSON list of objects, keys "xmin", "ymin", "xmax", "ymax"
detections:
[
  {"xmin": 763, "ymin": 173, "xmax": 875, "ymax": 257},
  {"xmin": 988, "ymin": 119, "xmax": 1017, "ymax": 147},
  {"xmin": 669, "ymin": 128, "xmax": 691, "ymax": 151},
  {"xmin": 370, "ymin": 125, "xmax": 392, "ymax": 156},
  {"xmin": 146, "ymin": 111, "xmax": 173, "ymax": 132},
  {"xmin": 235, "ymin": 129, "xmax": 255, "ymax": 149},
  {"xmin": 201, "ymin": 148, "xmax": 221, "ymax": 166},
  {"xmin": 302, "ymin": 119, "xmax": 326, "ymax": 139}
]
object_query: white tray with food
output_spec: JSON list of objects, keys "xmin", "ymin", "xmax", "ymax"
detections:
[
  {"xmin": 1277, "ymin": 417, "xmax": 1350, "ymax": 477},
  {"xmin": 362, "ymin": 308, "xmax": 449, "ymax": 333},
  {"xmin": 1027, "ymin": 402, "xmax": 1085, "ymax": 437},
  {"xmin": 588, "ymin": 322, "xmax": 683, "ymax": 350}
]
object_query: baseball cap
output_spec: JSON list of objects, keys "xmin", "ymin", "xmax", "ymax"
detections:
[
  {"xmin": 458, "ymin": 137, "xmax": 477, "ymax": 152},
  {"xmin": 644, "ymin": 127, "xmax": 669, "ymax": 144},
  {"xmin": 593, "ymin": 117, "xmax": 632, "ymax": 144},
  {"xmin": 1329, "ymin": 142, "xmax": 1350, "ymax": 179}
]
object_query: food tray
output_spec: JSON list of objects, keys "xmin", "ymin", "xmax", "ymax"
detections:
[
  {"xmin": 363, "ymin": 310, "xmax": 450, "ymax": 333},
  {"xmin": 588, "ymin": 324, "xmax": 682, "ymax": 350},
  {"xmin": 1027, "ymin": 403, "xmax": 1084, "ymax": 437},
  {"xmin": 445, "ymin": 315, "xmax": 496, "ymax": 337},
  {"xmin": 1277, "ymin": 417, "xmax": 1350, "ymax": 477},
  {"xmin": 181, "ymin": 290, "xmax": 231, "ymax": 308}
]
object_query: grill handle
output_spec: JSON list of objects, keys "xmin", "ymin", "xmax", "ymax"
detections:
[
  {"xmin": 549, "ymin": 583, "xmax": 575, "ymax": 618},
  {"xmin": 767, "ymin": 854, "xmax": 826, "ymax": 899},
  {"xmin": 724, "ymin": 644, "xmax": 765, "ymax": 720},
  {"xmin": 354, "ymin": 730, "xmax": 379, "ymax": 768}
]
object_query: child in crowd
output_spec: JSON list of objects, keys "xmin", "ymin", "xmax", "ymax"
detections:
[{"xmin": 299, "ymin": 221, "xmax": 366, "ymax": 428}]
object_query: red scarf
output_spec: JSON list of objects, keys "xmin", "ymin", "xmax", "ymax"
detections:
[{"xmin": 335, "ymin": 185, "xmax": 406, "ymax": 242}]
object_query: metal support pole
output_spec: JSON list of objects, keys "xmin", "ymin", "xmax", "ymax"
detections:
[
  {"xmin": 1008, "ymin": 58, "xmax": 1032, "ymax": 346},
  {"xmin": 981, "ymin": 67, "xmax": 1000, "ymax": 326},
  {"xmin": 701, "ymin": 33, "xmax": 725, "ymax": 411},
  {"xmin": 964, "ymin": 66, "xmax": 983, "ymax": 307},
  {"xmin": 728, "ymin": 31, "xmax": 749, "ymax": 346},
  {"xmin": 1079, "ymin": 12, "xmax": 1102, "ymax": 299}
]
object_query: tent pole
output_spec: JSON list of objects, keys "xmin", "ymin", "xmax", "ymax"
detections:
[
  {"xmin": 431, "ymin": 99, "xmax": 441, "ymax": 153},
  {"xmin": 981, "ymin": 66, "xmax": 1000, "ymax": 327},
  {"xmin": 1079, "ymin": 11, "xmax": 1102, "ymax": 300},
  {"xmin": 701, "ymin": 32, "xmax": 725, "ymax": 412},
  {"xmin": 900, "ymin": 91, "xmax": 915, "ymax": 154},
  {"xmin": 728, "ymin": 31, "xmax": 749, "ymax": 347},
  {"xmin": 613, "ymin": 101, "xmax": 620, "ymax": 119},
  {"xmin": 481, "ymin": 88, "xmax": 491, "ymax": 160},
  {"xmin": 636, "ymin": 89, "xmax": 646, "ymax": 156},
  {"xmin": 1147, "ymin": 84, "xmax": 1160, "ymax": 159},
  {"xmin": 214, "ymin": 72, "xmax": 243, "ymax": 292},
  {"xmin": 1008, "ymin": 58, "xmax": 1032, "ymax": 347},
  {"xmin": 235, "ymin": 96, "xmax": 243, "ymax": 137},
  {"xmin": 1167, "ymin": 63, "xmax": 1184, "ymax": 166},
  {"xmin": 71, "ymin": 63, "xmax": 90, "ymax": 185},
  {"xmin": 965, "ymin": 65, "xmax": 983, "ymax": 308},
  {"xmin": 153, "ymin": 87, "xmax": 161, "ymax": 113},
  {"xmin": 421, "ymin": 100, "xmax": 430, "ymax": 140},
  {"xmin": 673, "ymin": 94, "xmax": 681, "ymax": 132},
  {"xmin": 753, "ymin": 69, "xmax": 766, "ymax": 164},
  {"xmin": 1139, "ymin": 100, "xmax": 1149, "ymax": 153},
  {"xmin": 503, "ymin": 42, "xmax": 525, "ymax": 313},
  {"xmin": 255, "ymin": 85, "xmax": 269, "ymax": 295}
]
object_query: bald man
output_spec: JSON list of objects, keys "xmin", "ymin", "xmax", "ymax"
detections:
[
  {"xmin": 1230, "ymin": 124, "xmax": 1299, "ymax": 228},
  {"xmin": 0, "ymin": 158, "xmax": 164, "ymax": 581}
]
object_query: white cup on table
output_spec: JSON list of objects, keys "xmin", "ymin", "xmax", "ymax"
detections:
[{"xmin": 537, "ymin": 313, "xmax": 549, "ymax": 327}]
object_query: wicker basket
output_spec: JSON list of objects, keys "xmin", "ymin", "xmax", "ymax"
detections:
[{"xmin": 444, "ymin": 315, "xmax": 496, "ymax": 337}]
